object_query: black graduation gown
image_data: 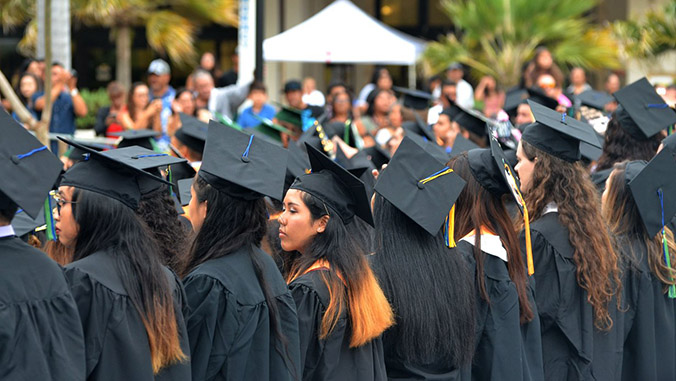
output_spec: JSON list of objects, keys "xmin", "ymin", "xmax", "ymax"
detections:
[
  {"xmin": 520, "ymin": 212, "xmax": 622, "ymax": 381},
  {"xmin": 620, "ymin": 236, "xmax": 676, "ymax": 380},
  {"xmin": 184, "ymin": 245, "xmax": 301, "ymax": 381},
  {"xmin": 63, "ymin": 250, "xmax": 191, "ymax": 380},
  {"xmin": 290, "ymin": 269, "xmax": 387, "ymax": 381},
  {"xmin": 457, "ymin": 239, "xmax": 544, "ymax": 381},
  {"xmin": 0, "ymin": 235, "xmax": 86, "ymax": 380}
]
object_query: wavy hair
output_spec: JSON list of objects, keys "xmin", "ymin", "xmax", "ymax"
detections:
[
  {"xmin": 371, "ymin": 193, "xmax": 475, "ymax": 367},
  {"xmin": 449, "ymin": 153, "xmax": 534, "ymax": 323},
  {"xmin": 71, "ymin": 188, "xmax": 186, "ymax": 373},
  {"xmin": 286, "ymin": 191, "xmax": 394, "ymax": 348},
  {"xmin": 595, "ymin": 114, "xmax": 662, "ymax": 171},
  {"xmin": 520, "ymin": 140, "xmax": 621, "ymax": 329},
  {"xmin": 603, "ymin": 162, "xmax": 676, "ymax": 289},
  {"xmin": 137, "ymin": 186, "xmax": 190, "ymax": 273}
]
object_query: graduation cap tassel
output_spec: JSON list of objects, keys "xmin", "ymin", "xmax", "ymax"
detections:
[
  {"xmin": 658, "ymin": 189, "xmax": 676, "ymax": 298},
  {"xmin": 44, "ymin": 197, "xmax": 57, "ymax": 242},
  {"xmin": 444, "ymin": 204, "xmax": 456, "ymax": 248},
  {"xmin": 523, "ymin": 205, "xmax": 534, "ymax": 276}
]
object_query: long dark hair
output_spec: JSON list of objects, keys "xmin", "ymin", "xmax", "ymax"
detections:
[
  {"xmin": 127, "ymin": 82, "xmax": 148, "ymax": 120},
  {"xmin": 449, "ymin": 153, "xmax": 534, "ymax": 323},
  {"xmin": 286, "ymin": 191, "xmax": 394, "ymax": 347},
  {"xmin": 520, "ymin": 140, "xmax": 621, "ymax": 329},
  {"xmin": 70, "ymin": 188, "xmax": 186, "ymax": 373},
  {"xmin": 137, "ymin": 186, "xmax": 190, "ymax": 273},
  {"xmin": 371, "ymin": 194, "xmax": 475, "ymax": 367},
  {"xmin": 182, "ymin": 175, "xmax": 294, "ymax": 372},
  {"xmin": 603, "ymin": 161, "xmax": 676, "ymax": 289},
  {"xmin": 595, "ymin": 114, "xmax": 663, "ymax": 171}
]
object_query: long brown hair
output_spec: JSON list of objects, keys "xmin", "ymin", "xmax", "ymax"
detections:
[
  {"xmin": 286, "ymin": 191, "xmax": 393, "ymax": 348},
  {"xmin": 449, "ymin": 153, "xmax": 534, "ymax": 323},
  {"xmin": 603, "ymin": 161, "xmax": 676, "ymax": 289},
  {"xmin": 595, "ymin": 116, "xmax": 662, "ymax": 171},
  {"xmin": 520, "ymin": 140, "xmax": 621, "ymax": 329}
]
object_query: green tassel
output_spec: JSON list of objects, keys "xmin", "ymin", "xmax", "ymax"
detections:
[{"xmin": 44, "ymin": 197, "xmax": 56, "ymax": 241}]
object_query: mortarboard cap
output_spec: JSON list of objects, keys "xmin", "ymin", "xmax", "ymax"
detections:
[
  {"xmin": 285, "ymin": 141, "xmax": 311, "ymax": 194},
  {"xmin": 275, "ymin": 106, "xmax": 302, "ymax": 127},
  {"xmin": 323, "ymin": 120, "xmax": 359, "ymax": 148},
  {"xmin": 177, "ymin": 178, "xmax": 193, "ymax": 206},
  {"xmin": 254, "ymin": 112, "xmax": 299, "ymax": 142},
  {"xmin": 613, "ymin": 77, "xmax": 676, "ymax": 140},
  {"xmin": 100, "ymin": 146, "xmax": 187, "ymax": 194},
  {"xmin": 0, "ymin": 110, "xmax": 63, "ymax": 219},
  {"xmin": 58, "ymin": 138, "xmax": 171, "ymax": 210},
  {"xmin": 175, "ymin": 113, "xmax": 208, "ymax": 154},
  {"xmin": 449, "ymin": 134, "xmax": 480, "ymax": 158},
  {"xmin": 199, "ymin": 120, "xmax": 289, "ymax": 201},
  {"xmin": 453, "ymin": 106, "xmax": 491, "ymax": 137},
  {"xmin": 111, "ymin": 129, "xmax": 158, "ymax": 150},
  {"xmin": 580, "ymin": 133, "xmax": 605, "ymax": 162},
  {"xmin": 527, "ymin": 87, "xmax": 559, "ymax": 110},
  {"xmin": 628, "ymin": 153, "xmax": 676, "ymax": 237},
  {"xmin": 577, "ymin": 90, "xmax": 614, "ymax": 111},
  {"xmin": 402, "ymin": 119, "xmax": 436, "ymax": 143},
  {"xmin": 393, "ymin": 86, "xmax": 433, "ymax": 110},
  {"xmin": 405, "ymin": 131, "xmax": 449, "ymax": 164},
  {"xmin": 375, "ymin": 136, "xmax": 466, "ymax": 236},
  {"xmin": 66, "ymin": 140, "xmax": 109, "ymax": 161},
  {"xmin": 363, "ymin": 145, "xmax": 391, "ymax": 170},
  {"xmin": 662, "ymin": 133, "xmax": 676, "ymax": 155},
  {"xmin": 521, "ymin": 100, "xmax": 601, "ymax": 162},
  {"xmin": 440, "ymin": 104, "xmax": 462, "ymax": 121},
  {"xmin": 11, "ymin": 207, "xmax": 46, "ymax": 237},
  {"xmin": 335, "ymin": 146, "xmax": 376, "ymax": 198},
  {"xmin": 504, "ymin": 88, "xmax": 529, "ymax": 116},
  {"xmin": 291, "ymin": 143, "xmax": 374, "ymax": 227}
]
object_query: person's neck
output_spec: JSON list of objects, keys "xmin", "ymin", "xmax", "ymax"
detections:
[
  {"xmin": 332, "ymin": 112, "xmax": 348, "ymax": 122},
  {"xmin": 252, "ymin": 103, "xmax": 264, "ymax": 112},
  {"xmin": 153, "ymin": 85, "xmax": 168, "ymax": 97}
]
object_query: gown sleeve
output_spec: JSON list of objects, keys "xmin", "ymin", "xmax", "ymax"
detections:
[
  {"xmin": 289, "ymin": 280, "xmax": 325, "ymax": 377},
  {"xmin": 183, "ymin": 273, "xmax": 239, "ymax": 381}
]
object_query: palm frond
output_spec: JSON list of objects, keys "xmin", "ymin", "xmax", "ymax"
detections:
[{"xmin": 146, "ymin": 10, "xmax": 197, "ymax": 67}]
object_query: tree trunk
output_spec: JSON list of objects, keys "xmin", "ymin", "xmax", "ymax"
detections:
[
  {"xmin": 39, "ymin": 0, "xmax": 53, "ymax": 150},
  {"xmin": 116, "ymin": 25, "xmax": 132, "ymax": 91}
]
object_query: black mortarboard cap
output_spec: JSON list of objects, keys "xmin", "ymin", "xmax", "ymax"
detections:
[
  {"xmin": 323, "ymin": 120, "xmax": 359, "ymax": 147},
  {"xmin": 402, "ymin": 119, "xmax": 436, "ymax": 142},
  {"xmin": 628, "ymin": 152, "xmax": 676, "ymax": 237},
  {"xmin": 175, "ymin": 113, "xmax": 208, "ymax": 153},
  {"xmin": 580, "ymin": 133, "xmax": 604, "ymax": 162},
  {"xmin": 363, "ymin": 145, "xmax": 391, "ymax": 169},
  {"xmin": 440, "ymin": 104, "xmax": 462, "ymax": 121},
  {"xmin": 393, "ymin": 86, "xmax": 433, "ymax": 110},
  {"xmin": 504, "ymin": 88, "xmax": 529, "ymax": 115},
  {"xmin": 297, "ymin": 122, "xmax": 336, "ymax": 156},
  {"xmin": 291, "ymin": 143, "xmax": 374, "ymax": 227},
  {"xmin": 662, "ymin": 133, "xmax": 676, "ymax": 155},
  {"xmin": 335, "ymin": 146, "xmax": 376, "ymax": 198},
  {"xmin": 199, "ymin": 120, "xmax": 289, "ymax": 201},
  {"xmin": 577, "ymin": 90, "xmax": 614, "ymax": 111},
  {"xmin": 453, "ymin": 106, "xmax": 489, "ymax": 137},
  {"xmin": 11, "ymin": 207, "xmax": 46, "ymax": 237},
  {"xmin": 66, "ymin": 140, "xmax": 108, "ymax": 161},
  {"xmin": 405, "ymin": 131, "xmax": 449, "ymax": 164},
  {"xmin": 285, "ymin": 141, "xmax": 311, "ymax": 194},
  {"xmin": 521, "ymin": 100, "xmax": 601, "ymax": 162},
  {"xmin": 111, "ymin": 129, "xmax": 158, "ymax": 150},
  {"xmin": 449, "ymin": 134, "xmax": 479, "ymax": 158},
  {"xmin": 527, "ymin": 87, "xmax": 559, "ymax": 110},
  {"xmin": 177, "ymin": 178, "xmax": 193, "ymax": 206},
  {"xmin": 0, "ymin": 110, "xmax": 63, "ymax": 219},
  {"xmin": 613, "ymin": 77, "xmax": 676, "ymax": 140},
  {"xmin": 100, "ymin": 146, "xmax": 187, "ymax": 194},
  {"xmin": 58, "ymin": 138, "xmax": 171, "ymax": 210},
  {"xmin": 375, "ymin": 136, "xmax": 466, "ymax": 235}
]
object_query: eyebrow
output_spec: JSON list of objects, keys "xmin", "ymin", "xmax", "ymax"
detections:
[{"xmin": 287, "ymin": 202, "xmax": 299, "ymax": 207}]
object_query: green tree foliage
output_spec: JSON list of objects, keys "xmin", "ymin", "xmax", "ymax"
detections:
[
  {"xmin": 423, "ymin": 0, "xmax": 620, "ymax": 87},
  {"xmin": 613, "ymin": 0, "xmax": 676, "ymax": 59}
]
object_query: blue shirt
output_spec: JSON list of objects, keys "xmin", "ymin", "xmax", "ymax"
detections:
[
  {"xmin": 33, "ymin": 91, "xmax": 76, "ymax": 152},
  {"xmin": 237, "ymin": 104, "xmax": 277, "ymax": 128},
  {"xmin": 150, "ymin": 86, "xmax": 176, "ymax": 137}
]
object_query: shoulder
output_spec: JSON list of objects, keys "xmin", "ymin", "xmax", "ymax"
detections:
[
  {"xmin": 64, "ymin": 251, "xmax": 127, "ymax": 295},
  {"xmin": 289, "ymin": 270, "xmax": 330, "ymax": 308},
  {"xmin": 528, "ymin": 213, "xmax": 575, "ymax": 260}
]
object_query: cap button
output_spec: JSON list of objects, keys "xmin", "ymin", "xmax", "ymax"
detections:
[
  {"xmin": 241, "ymin": 156, "xmax": 250, "ymax": 163},
  {"xmin": 417, "ymin": 182, "xmax": 425, "ymax": 190},
  {"xmin": 10, "ymin": 155, "xmax": 20, "ymax": 164}
]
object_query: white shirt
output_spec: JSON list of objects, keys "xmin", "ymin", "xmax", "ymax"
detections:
[
  {"xmin": 302, "ymin": 90, "xmax": 326, "ymax": 107},
  {"xmin": 461, "ymin": 232, "xmax": 508, "ymax": 262},
  {"xmin": 543, "ymin": 202, "xmax": 558, "ymax": 215},
  {"xmin": 456, "ymin": 79, "xmax": 475, "ymax": 109},
  {"xmin": 0, "ymin": 225, "xmax": 16, "ymax": 238}
]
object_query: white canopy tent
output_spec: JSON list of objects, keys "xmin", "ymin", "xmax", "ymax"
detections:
[{"xmin": 263, "ymin": 0, "xmax": 426, "ymax": 87}]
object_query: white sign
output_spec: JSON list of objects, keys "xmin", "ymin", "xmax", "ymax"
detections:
[{"xmin": 238, "ymin": 0, "xmax": 256, "ymax": 85}]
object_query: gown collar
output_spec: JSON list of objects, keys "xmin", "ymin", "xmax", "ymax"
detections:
[
  {"xmin": 543, "ymin": 201, "xmax": 558, "ymax": 215},
  {"xmin": 0, "ymin": 224, "xmax": 16, "ymax": 238},
  {"xmin": 460, "ymin": 228, "xmax": 508, "ymax": 262}
]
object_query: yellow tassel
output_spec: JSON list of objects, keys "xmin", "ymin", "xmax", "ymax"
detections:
[
  {"xmin": 446, "ymin": 204, "xmax": 456, "ymax": 248},
  {"xmin": 524, "ymin": 205, "xmax": 534, "ymax": 275}
]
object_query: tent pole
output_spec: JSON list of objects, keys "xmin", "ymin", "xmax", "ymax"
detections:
[{"xmin": 408, "ymin": 64, "xmax": 416, "ymax": 89}]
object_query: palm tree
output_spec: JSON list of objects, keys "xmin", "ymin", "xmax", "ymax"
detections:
[
  {"xmin": 613, "ymin": 0, "xmax": 676, "ymax": 60},
  {"xmin": 423, "ymin": 0, "xmax": 620, "ymax": 87},
  {"xmin": 1, "ymin": 0, "xmax": 238, "ymax": 89}
]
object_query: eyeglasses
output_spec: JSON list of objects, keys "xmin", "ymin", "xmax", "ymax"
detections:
[{"xmin": 49, "ymin": 190, "xmax": 78, "ymax": 213}]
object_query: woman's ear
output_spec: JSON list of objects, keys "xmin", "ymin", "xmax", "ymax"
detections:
[{"xmin": 316, "ymin": 215, "xmax": 330, "ymax": 233}]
